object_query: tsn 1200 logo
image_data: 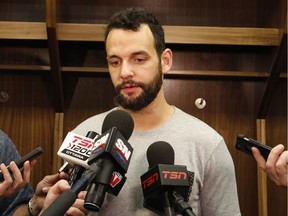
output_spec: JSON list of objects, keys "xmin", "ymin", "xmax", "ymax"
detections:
[{"xmin": 65, "ymin": 134, "xmax": 97, "ymax": 157}]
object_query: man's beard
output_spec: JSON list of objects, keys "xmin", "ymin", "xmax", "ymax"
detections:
[{"xmin": 114, "ymin": 69, "xmax": 163, "ymax": 111}]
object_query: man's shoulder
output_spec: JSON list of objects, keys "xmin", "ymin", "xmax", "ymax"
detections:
[
  {"xmin": 174, "ymin": 107, "xmax": 213, "ymax": 128},
  {"xmin": 173, "ymin": 107, "xmax": 223, "ymax": 140},
  {"xmin": 72, "ymin": 108, "xmax": 117, "ymax": 135}
]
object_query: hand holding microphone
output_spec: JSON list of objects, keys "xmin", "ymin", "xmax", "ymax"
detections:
[
  {"xmin": 41, "ymin": 110, "xmax": 134, "ymax": 215},
  {"xmin": 38, "ymin": 179, "xmax": 88, "ymax": 216},
  {"xmin": 41, "ymin": 160, "xmax": 102, "ymax": 216}
]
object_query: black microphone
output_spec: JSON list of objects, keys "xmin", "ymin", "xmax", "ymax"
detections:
[
  {"xmin": 141, "ymin": 141, "xmax": 195, "ymax": 216},
  {"xmin": 68, "ymin": 131, "xmax": 99, "ymax": 186},
  {"xmin": 84, "ymin": 109, "xmax": 134, "ymax": 212},
  {"xmin": 41, "ymin": 160, "xmax": 103, "ymax": 216}
]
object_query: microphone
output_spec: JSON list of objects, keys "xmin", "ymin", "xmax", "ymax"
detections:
[
  {"xmin": 141, "ymin": 141, "xmax": 195, "ymax": 216},
  {"xmin": 57, "ymin": 129, "xmax": 100, "ymax": 186},
  {"xmin": 84, "ymin": 109, "xmax": 134, "ymax": 212},
  {"xmin": 41, "ymin": 160, "xmax": 103, "ymax": 216},
  {"xmin": 57, "ymin": 130, "xmax": 100, "ymax": 169},
  {"xmin": 42, "ymin": 110, "xmax": 133, "ymax": 215},
  {"xmin": 67, "ymin": 131, "xmax": 99, "ymax": 186}
]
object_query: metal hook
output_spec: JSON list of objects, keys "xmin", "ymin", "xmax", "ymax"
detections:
[{"xmin": 0, "ymin": 91, "xmax": 9, "ymax": 103}]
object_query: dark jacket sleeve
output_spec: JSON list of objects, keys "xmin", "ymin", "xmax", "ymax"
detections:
[{"xmin": 0, "ymin": 130, "xmax": 34, "ymax": 216}]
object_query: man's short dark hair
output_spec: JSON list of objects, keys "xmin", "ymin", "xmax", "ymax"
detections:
[{"xmin": 105, "ymin": 8, "xmax": 166, "ymax": 58}]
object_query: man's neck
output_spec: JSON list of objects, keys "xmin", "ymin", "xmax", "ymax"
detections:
[{"xmin": 120, "ymin": 96, "xmax": 175, "ymax": 132}]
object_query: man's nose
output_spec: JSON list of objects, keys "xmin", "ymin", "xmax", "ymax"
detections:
[{"xmin": 120, "ymin": 61, "xmax": 134, "ymax": 79}]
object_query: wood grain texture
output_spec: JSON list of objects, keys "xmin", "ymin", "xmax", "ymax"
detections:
[
  {"xmin": 0, "ymin": 22, "xmax": 281, "ymax": 46},
  {"xmin": 0, "ymin": 74, "xmax": 55, "ymax": 188},
  {"xmin": 256, "ymin": 119, "xmax": 268, "ymax": 216},
  {"xmin": 0, "ymin": 22, "xmax": 47, "ymax": 40}
]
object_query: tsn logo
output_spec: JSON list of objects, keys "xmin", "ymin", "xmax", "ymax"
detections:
[
  {"xmin": 65, "ymin": 134, "xmax": 96, "ymax": 156},
  {"xmin": 162, "ymin": 171, "xmax": 187, "ymax": 180},
  {"xmin": 142, "ymin": 171, "xmax": 187, "ymax": 189},
  {"xmin": 142, "ymin": 173, "xmax": 159, "ymax": 189}
]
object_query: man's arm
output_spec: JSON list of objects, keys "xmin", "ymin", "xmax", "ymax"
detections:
[
  {"xmin": 39, "ymin": 179, "xmax": 88, "ymax": 216},
  {"xmin": 13, "ymin": 173, "xmax": 66, "ymax": 216},
  {"xmin": 13, "ymin": 172, "xmax": 89, "ymax": 216},
  {"xmin": 201, "ymin": 140, "xmax": 241, "ymax": 216}
]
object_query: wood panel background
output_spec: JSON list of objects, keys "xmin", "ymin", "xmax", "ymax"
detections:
[
  {"xmin": 0, "ymin": 73, "xmax": 55, "ymax": 186},
  {"xmin": 0, "ymin": 0, "xmax": 287, "ymax": 216}
]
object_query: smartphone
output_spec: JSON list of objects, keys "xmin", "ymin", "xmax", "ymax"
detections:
[
  {"xmin": 235, "ymin": 134, "xmax": 272, "ymax": 160},
  {"xmin": 0, "ymin": 146, "xmax": 44, "ymax": 181}
]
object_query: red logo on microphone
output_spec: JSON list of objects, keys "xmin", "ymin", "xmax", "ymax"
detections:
[
  {"xmin": 110, "ymin": 171, "xmax": 123, "ymax": 187},
  {"xmin": 142, "ymin": 173, "xmax": 159, "ymax": 189},
  {"xmin": 162, "ymin": 171, "xmax": 187, "ymax": 180}
]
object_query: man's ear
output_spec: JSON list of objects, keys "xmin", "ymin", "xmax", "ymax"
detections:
[{"xmin": 161, "ymin": 48, "xmax": 173, "ymax": 74}]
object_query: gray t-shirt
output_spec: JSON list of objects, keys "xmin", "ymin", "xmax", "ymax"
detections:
[
  {"xmin": 73, "ymin": 107, "xmax": 241, "ymax": 216},
  {"xmin": 0, "ymin": 130, "xmax": 34, "ymax": 216}
]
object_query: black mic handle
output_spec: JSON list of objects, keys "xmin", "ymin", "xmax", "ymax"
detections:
[
  {"xmin": 162, "ymin": 191, "xmax": 175, "ymax": 216},
  {"xmin": 42, "ymin": 175, "xmax": 91, "ymax": 216},
  {"xmin": 84, "ymin": 183, "xmax": 108, "ymax": 212},
  {"xmin": 41, "ymin": 190, "xmax": 77, "ymax": 216},
  {"xmin": 84, "ymin": 157, "xmax": 114, "ymax": 212},
  {"xmin": 84, "ymin": 182, "xmax": 100, "ymax": 211},
  {"xmin": 169, "ymin": 191, "xmax": 196, "ymax": 216},
  {"xmin": 42, "ymin": 160, "xmax": 103, "ymax": 216},
  {"xmin": 68, "ymin": 165, "xmax": 85, "ymax": 186}
]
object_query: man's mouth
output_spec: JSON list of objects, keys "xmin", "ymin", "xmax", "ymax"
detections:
[{"xmin": 121, "ymin": 83, "xmax": 140, "ymax": 94}]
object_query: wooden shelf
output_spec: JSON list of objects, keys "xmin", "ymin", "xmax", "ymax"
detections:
[
  {"xmin": 170, "ymin": 70, "xmax": 271, "ymax": 77},
  {"xmin": 0, "ymin": 21, "xmax": 281, "ymax": 46},
  {"xmin": 61, "ymin": 66, "xmax": 109, "ymax": 73},
  {"xmin": 57, "ymin": 23, "xmax": 281, "ymax": 46},
  {"xmin": 62, "ymin": 68, "xmax": 287, "ymax": 78},
  {"xmin": 163, "ymin": 26, "xmax": 280, "ymax": 46},
  {"xmin": 2, "ymin": 64, "xmax": 286, "ymax": 79},
  {"xmin": 0, "ymin": 64, "xmax": 50, "ymax": 71},
  {"xmin": 0, "ymin": 22, "xmax": 47, "ymax": 40}
]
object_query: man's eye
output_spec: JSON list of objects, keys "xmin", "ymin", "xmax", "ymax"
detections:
[
  {"xmin": 109, "ymin": 60, "xmax": 120, "ymax": 66},
  {"xmin": 134, "ymin": 58, "xmax": 145, "ymax": 63}
]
